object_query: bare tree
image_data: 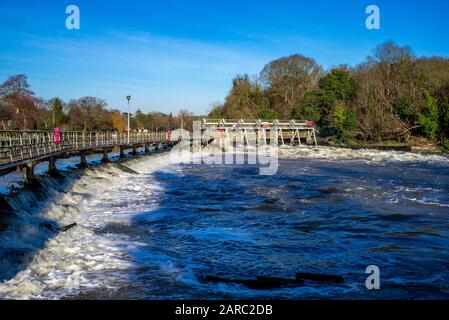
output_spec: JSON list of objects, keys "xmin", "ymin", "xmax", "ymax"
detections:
[
  {"xmin": 67, "ymin": 97, "xmax": 110, "ymax": 131},
  {"xmin": 0, "ymin": 74, "xmax": 34, "ymax": 98},
  {"xmin": 260, "ymin": 54, "xmax": 323, "ymax": 117}
]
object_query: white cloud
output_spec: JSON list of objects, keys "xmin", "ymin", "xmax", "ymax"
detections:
[{"xmin": 5, "ymin": 30, "xmax": 271, "ymax": 114}]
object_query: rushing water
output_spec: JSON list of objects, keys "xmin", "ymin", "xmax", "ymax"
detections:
[{"xmin": 0, "ymin": 147, "xmax": 449, "ymax": 299}]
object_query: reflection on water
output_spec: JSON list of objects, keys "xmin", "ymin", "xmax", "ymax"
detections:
[{"xmin": 0, "ymin": 148, "xmax": 449, "ymax": 299}]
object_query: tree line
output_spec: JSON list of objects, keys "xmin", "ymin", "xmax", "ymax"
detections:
[
  {"xmin": 2, "ymin": 41, "xmax": 448, "ymax": 149},
  {"xmin": 209, "ymin": 41, "xmax": 449, "ymax": 149},
  {"xmin": 0, "ymin": 74, "xmax": 197, "ymax": 132}
]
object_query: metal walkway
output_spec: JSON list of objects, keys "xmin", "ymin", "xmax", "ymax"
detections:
[
  {"xmin": 0, "ymin": 130, "xmax": 171, "ymax": 179},
  {"xmin": 202, "ymin": 119, "xmax": 319, "ymax": 147}
]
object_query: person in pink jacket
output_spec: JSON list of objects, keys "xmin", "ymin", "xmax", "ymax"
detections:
[{"xmin": 53, "ymin": 127, "xmax": 61, "ymax": 145}]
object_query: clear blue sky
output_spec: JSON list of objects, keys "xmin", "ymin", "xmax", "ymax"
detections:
[{"xmin": 1, "ymin": 0, "xmax": 448, "ymax": 115}]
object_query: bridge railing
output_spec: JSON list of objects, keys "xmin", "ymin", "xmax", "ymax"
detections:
[
  {"xmin": 202, "ymin": 118, "xmax": 315, "ymax": 129},
  {"xmin": 0, "ymin": 130, "xmax": 167, "ymax": 166},
  {"xmin": 201, "ymin": 118, "xmax": 318, "ymax": 146}
]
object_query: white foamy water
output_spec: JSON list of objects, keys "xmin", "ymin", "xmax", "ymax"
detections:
[
  {"xmin": 278, "ymin": 145, "xmax": 449, "ymax": 164},
  {"xmin": 0, "ymin": 153, "xmax": 178, "ymax": 299},
  {"xmin": 1, "ymin": 146, "xmax": 448, "ymax": 299}
]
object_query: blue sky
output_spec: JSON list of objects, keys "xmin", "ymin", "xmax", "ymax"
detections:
[{"xmin": 0, "ymin": 0, "xmax": 448, "ymax": 115}]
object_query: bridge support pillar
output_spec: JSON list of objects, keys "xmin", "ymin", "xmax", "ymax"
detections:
[
  {"xmin": 101, "ymin": 149, "xmax": 110, "ymax": 163},
  {"xmin": 24, "ymin": 162, "xmax": 36, "ymax": 184},
  {"xmin": 119, "ymin": 146, "xmax": 125, "ymax": 158},
  {"xmin": 132, "ymin": 146, "xmax": 138, "ymax": 155},
  {"xmin": 144, "ymin": 144, "xmax": 150, "ymax": 153},
  {"xmin": 77, "ymin": 152, "xmax": 88, "ymax": 168},
  {"xmin": 48, "ymin": 157, "xmax": 58, "ymax": 175}
]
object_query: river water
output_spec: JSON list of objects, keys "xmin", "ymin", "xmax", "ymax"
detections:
[{"xmin": 0, "ymin": 147, "xmax": 448, "ymax": 299}]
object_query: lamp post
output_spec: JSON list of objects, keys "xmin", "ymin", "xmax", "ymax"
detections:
[{"xmin": 126, "ymin": 95, "xmax": 131, "ymax": 144}]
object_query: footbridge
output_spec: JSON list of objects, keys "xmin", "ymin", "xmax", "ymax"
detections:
[
  {"xmin": 0, "ymin": 130, "xmax": 172, "ymax": 181},
  {"xmin": 201, "ymin": 119, "xmax": 318, "ymax": 147}
]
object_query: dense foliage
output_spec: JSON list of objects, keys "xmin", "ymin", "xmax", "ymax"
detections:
[
  {"xmin": 0, "ymin": 75, "xmax": 196, "ymax": 132},
  {"xmin": 1, "ymin": 41, "xmax": 448, "ymax": 146},
  {"xmin": 210, "ymin": 42, "xmax": 449, "ymax": 145}
]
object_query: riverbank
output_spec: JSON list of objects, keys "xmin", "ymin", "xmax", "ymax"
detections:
[{"xmin": 318, "ymin": 137, "xmax": 447, "ymax": 155}]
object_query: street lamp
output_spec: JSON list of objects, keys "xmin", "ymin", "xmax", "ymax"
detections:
[{"xmin": 126, "ymin": 95, "xmax": 131, "ymax": 144}]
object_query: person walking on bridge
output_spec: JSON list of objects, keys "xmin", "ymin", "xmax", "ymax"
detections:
[{"xmin": 53, "ymin": 127, "xmax": 61, "ymax": 145}]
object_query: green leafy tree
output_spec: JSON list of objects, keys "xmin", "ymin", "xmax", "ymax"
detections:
[
  {"xmin": 332, "ymin": 102, "xmax": 346, "ymax": 133},
  {"xmin": 438, "ymin": 99, "xmax": 449, "ymax": 142},
  {"xmin": 331, "ymin": 103, "xmax": 357, "ymax": 141},
  {"xmin": 135, "ymin": 109, "xmax": 149, "ymax": 128},
  {"xmin": 318, "ymin": 69, "xmax": 357, "ymax": 101},
  {"xmin": 418, "ymin": 90, "xmax": 439, "ymax": 140},
  {"xmin": 344, "ymin": 108, "xmax": 357, "ymax": 132},
  {"xmin": 394, "ymin": 95, "xmax": 414, "ymax": 122},
  {"xmin": 291, "ymin": 91, "xmax": 321, "ymax": 122},
  {"xmin": 315, "ymin": 68, "xmax": 357, "ymax": 127},
  {"xmin": 51, "ymin": 98, "xmax": 65, "ymax": 127},
  {"xmin": 258, "ymin": 108, "xmax": 278, "ymax": 120}
]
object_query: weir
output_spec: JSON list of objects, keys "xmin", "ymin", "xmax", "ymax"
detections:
[
  {"xmin": 0, "ymin": 130, "xmax": 172, "ymax": 181},
  {"xmin": 201, "ymin": 119, "xmax": 319, "ymax": 148}
]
